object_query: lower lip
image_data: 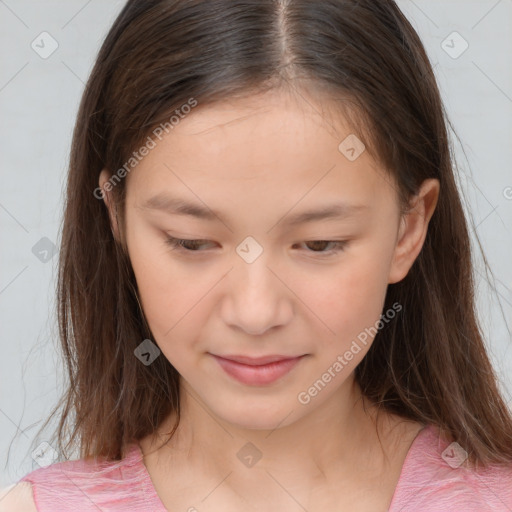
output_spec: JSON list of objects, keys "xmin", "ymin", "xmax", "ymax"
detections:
[{"xmin": 212, "ymin": 355, "xmax": 304, "ymax": 386}]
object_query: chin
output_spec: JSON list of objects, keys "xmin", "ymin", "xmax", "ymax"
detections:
[{"xmin": 214, "ymin": 399, "xmax": 302, "ymax": 431}]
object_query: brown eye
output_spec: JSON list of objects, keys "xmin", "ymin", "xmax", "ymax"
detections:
[
  {"xmin": 165, "ymin": 237, "xmax": 213, "ymax": 252},
  {"xmin": 295, "ymin": 240, "xmax": 348, "ymax": 255}
]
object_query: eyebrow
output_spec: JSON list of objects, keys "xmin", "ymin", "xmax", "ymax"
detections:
[{"xmin": 139, "ymin": 193, "xmax": 368, "ymax": 227}]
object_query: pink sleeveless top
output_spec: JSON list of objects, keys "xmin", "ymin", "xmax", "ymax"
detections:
[{"xmin": 18, "ymin": 424, "xmax": 512, "ymax": 511}]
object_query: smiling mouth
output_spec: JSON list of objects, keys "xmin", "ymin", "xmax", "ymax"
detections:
[{"xmin": 210, "ymin": 353, "xmax": 306, "ymax": 386}]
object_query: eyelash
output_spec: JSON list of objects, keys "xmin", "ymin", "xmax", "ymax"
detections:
[{"xmin": 164, "ymin": 236, "xmax": 348, "ymax": 256}]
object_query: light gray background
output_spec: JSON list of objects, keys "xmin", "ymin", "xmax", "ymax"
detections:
[{"xmin": 1, "ymin": 0, "xmax": 511, "ymax": 486}]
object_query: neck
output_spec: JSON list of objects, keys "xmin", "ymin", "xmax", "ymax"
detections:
[{"xmin": 141, "ymin": 375, "xmax": 422, "ymax": 503}]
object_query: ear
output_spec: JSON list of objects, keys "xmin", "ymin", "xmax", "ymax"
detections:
[
  {"xmin": 99, "ymin": 169, "xmax": 120, "ymax": 240},
  {"xmin": 388, "ymin": 178, "xmax": 440, "ymax": 284}
]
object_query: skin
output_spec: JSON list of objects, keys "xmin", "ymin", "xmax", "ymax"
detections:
[{"xmin": 99, "ymin": 87, "xmax": 439, "ymax": 511}]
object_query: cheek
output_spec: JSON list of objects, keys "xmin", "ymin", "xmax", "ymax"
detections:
[
  {"xmin": 305, "ymin": 251, "xmax": 393, "ymax": 356},
  {"xmin": 125, "ymin": 225, "xmax": 201, "ymax": 339}
]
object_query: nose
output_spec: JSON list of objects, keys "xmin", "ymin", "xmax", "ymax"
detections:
[{"xmin": 220, "ymin": 253, "xmax": 293, "ymax": 336}]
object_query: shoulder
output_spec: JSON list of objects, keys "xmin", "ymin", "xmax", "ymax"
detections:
[
  {"xmin": 0, "ymin": 482, "xmax": 37, "ymax": 512},
  {"xmin": 390, "ymin": 424, "xmax": 512, "ymax": 510},
  {"xmin": 9, "ymin": 443, "xmax": 156, "ymax": 511}
]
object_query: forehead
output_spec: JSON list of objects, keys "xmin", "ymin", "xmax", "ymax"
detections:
[
  {"xmin": 125, "ymin": 88, "xmax": 394, "ymax": 216},
  {"xmin": 163, "ymin": 88, "xmax": 354, "ymax": 152}
]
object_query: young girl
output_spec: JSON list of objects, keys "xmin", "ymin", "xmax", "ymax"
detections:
[{"xmin": 3, "ymin": 0, "xmax": 512, "ymax": 510}]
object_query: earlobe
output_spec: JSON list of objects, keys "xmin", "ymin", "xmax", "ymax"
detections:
[{"xmin": 388, "ymin": 179, "xmax": 440, "ymax": 284}]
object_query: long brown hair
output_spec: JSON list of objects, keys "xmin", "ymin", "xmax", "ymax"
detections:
[{"xmin": 30, "ymin": 0, "xmax": 512, "ymax": 466}]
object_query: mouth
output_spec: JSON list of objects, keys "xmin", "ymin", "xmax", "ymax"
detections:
[{"xmin": 210, "ymin": 353, "xmax": 307, "ymax": 386}]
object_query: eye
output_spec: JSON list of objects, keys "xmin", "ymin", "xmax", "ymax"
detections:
[
  {"xmin": 294, "ymin": 240, "xmax": 348, "ymax": 255},
  {"xmin": 164, "ymin": 236, "xmax": 214, "ymax": 252}
]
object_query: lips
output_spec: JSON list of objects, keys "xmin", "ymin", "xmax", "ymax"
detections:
[
  {"xmin": 214, "ymin": 354, "xmax": 301, "ymax": 365},
  {"xmin": 210, "ymin": 353, "xmax": 305, "ymax": 386}
]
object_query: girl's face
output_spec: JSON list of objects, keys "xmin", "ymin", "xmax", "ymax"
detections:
[{"xmin": 101, "ymin": 88, "xmax": 437, "ymax": 430}]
